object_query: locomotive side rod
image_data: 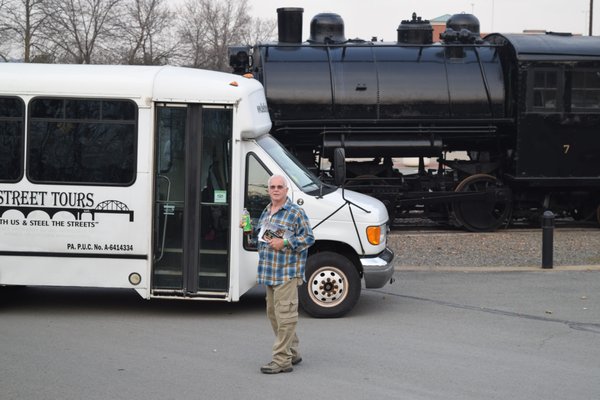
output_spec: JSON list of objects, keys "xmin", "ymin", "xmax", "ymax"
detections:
[{"xmin": 391, "ymin": 189, "xmax": 509, "ymax": 206}]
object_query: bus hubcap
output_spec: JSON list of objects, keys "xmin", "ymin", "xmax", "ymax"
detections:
[{"xmin": 308, "ymin": 266, "xmax": 348, "ymax": 307}]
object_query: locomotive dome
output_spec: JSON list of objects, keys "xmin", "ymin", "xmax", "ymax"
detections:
[
  {"xmin": 441, "ymin": 13, "xmax": 482, "ymax": 43},
  {"xmin": 308, "ymin": 12, "xmax": 347, "ymax": 44},
  {"xmin": 446, "ymin": 13, "xmax": 480, "ymax": 34}
]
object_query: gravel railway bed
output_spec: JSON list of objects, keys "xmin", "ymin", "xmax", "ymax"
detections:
[{"xmin": 388, "ymin": 227, "xmax": 600, "ymax": 269}]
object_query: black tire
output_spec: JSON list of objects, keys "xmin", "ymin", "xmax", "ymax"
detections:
[{"xmin": 299, "ymin": 252, "xmax": 361, "ymax": 318}]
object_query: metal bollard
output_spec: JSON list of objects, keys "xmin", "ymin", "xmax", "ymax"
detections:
[{"xmin": 542, "ymin": 211, "xmax": 555, "ymax": 269}]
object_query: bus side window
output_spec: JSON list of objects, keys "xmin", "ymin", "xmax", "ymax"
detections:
[
  {"xmin": 243, "ymin": 153, "xmax": 271, "ymax": 250},
  {"xmin": 0, "ymin": 97, "xmax": 25, "ymax": 182},
  {"xmin": 27, "ymin": 97, "xmax": 137, "ymax": 185}
]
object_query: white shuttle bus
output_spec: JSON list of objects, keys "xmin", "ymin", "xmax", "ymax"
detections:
[{"xmin": 0, "ymin": 63, "xmax": 393, "ymax": 317}]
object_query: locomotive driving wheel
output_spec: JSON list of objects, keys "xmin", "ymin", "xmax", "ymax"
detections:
[{"xmin": 452, "ymin": 174, "xmax": 512, "ymax": 232}]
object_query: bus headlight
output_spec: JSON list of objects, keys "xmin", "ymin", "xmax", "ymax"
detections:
[{"xmin": 366, "ymin": 224, "xmax": 386, "ymax": 245}]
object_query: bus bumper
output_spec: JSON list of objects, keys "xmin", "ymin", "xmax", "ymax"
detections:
[{"xmin": 360, "ymin": 247, "xmax": 395, "ymax": 288}]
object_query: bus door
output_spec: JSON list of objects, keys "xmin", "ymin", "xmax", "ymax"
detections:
[{"xmin": 152, "ymin": 104, "xmax": 232, "ymax": 296}]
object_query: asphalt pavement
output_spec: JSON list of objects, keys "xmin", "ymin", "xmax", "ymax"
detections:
[
  {"xmin": 1, "ymin": 226, "xmax": 599, "ymax": 399},
  {"xmin": 1, "ymin": 270, "xmax": 599, "ymax": 400}
]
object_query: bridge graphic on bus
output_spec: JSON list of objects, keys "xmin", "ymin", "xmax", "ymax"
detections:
[{"xmin": 0, "ymin": 200, "xmax": 134, "ymax": 222}]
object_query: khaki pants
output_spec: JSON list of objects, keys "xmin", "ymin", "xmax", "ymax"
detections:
[{"xmin": 266, "ymin": 278, "xmax": 300, "ymax": 366}]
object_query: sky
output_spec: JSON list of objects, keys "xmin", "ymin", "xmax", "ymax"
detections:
[{"xmin": 247, "ymin": 0, "xmax": 597, "ymax": 40}]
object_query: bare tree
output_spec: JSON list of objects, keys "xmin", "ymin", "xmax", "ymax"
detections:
[
  {"xmin": 177, "ymin": 0, "xmax": 252, "ymax": 71},
  {"xmin": 12, "ymin": 0, "xmax": 48, "ymax": 62},
  {"xmin": 175, "ymin": 0, "xmax": 209, "ymax": 68},
  {"xmin": 41, "ymin": 0, "xmax": 123, "ymax": 64},
  {"xmin": 0, "ymin": 0, "xmax": 18, "ymax": 61},
  {"xmin": 0, "ymin": 0, "xmax": 276, "ymax": 65},
  {"xmin": 240, "ymin": 16, "xmax": 276, "ymax": 46},
  {"xmin": 116, "ymin": 0, "xmax": 179, "ymax": 65},
  {"xmin": 0, "ymin": 1, "xmax": 8, "ymax": 61}
]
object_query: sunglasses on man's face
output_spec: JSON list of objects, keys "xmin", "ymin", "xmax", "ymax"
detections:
[{"xmin": 269, "ymin": 185, "xmax": 286, "ymax": 190}]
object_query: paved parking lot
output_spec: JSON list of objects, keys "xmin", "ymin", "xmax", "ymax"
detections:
[{"xmin": 1, "ymin": 267, "xmax": 599, "ymax": 400}]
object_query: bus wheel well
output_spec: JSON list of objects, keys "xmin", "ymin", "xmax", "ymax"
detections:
[{"xmin": 308, "ymin": 240, "xmax": 362, "ymax": 276}]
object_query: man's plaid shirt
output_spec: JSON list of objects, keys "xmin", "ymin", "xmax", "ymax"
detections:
[{"xmin": 256, "ymin": 199, "xmax": 315, "ymax": 286}]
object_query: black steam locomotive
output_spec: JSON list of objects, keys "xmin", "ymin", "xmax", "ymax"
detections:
[{"xmin": 230, "ymin": 8, "xmax": 600, "ymax": 231}]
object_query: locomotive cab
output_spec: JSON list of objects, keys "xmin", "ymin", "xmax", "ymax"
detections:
[{"xmin": 488, "ymin": 33, "xmax": 600, "ymax": 220}]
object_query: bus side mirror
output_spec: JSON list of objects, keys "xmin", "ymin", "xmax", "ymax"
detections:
[{"xmin": 333, "ymin": 147, "xmax": 346, "ymax": 186}]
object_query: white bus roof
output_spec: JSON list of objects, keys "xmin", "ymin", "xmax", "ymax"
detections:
[
  {"xmin": 0, "ymin": 63, "xmax": 261, "ymax": 104},
  {"xmin": 0, "ymin": 63, "xmax": 272, "ymax": 138}
]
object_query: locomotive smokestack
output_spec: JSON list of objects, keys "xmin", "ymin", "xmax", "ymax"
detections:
[{"xmin": 277, "ymin": 7, "xmax": 304, "ymax": 43}]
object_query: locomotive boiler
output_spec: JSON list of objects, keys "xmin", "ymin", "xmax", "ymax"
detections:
[{"xmin": 230, "ymin": 8, "xmax": 600, "ymax": 231}]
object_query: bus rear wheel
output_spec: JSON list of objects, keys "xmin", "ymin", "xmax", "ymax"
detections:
[{"xmin": 299, "ymin": 252, "xmax": 361, "ymax": 318}]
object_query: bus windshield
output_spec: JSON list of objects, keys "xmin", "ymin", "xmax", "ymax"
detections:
[{"xmin": 256, "ymin": 135, "xmax": 335, "ymax": 195}]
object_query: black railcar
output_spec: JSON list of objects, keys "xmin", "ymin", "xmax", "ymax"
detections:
[{"xmin": 230, "ymin": 9, "xmax": 600, "ymax": 231}]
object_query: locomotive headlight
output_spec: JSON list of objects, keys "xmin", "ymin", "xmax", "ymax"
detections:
[{"xmin": 366, "ymin": 224, "xmax": 386, "ymax": 245}]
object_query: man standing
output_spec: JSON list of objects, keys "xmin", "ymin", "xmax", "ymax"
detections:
[{"xmin": 256, "ymin": 174, "xmax": 314, "ymax": 374}]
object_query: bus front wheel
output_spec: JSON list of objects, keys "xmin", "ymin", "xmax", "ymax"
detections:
[{"xmin": 299, "ymin": 252, "xmax": 361, "ymax": 318}]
